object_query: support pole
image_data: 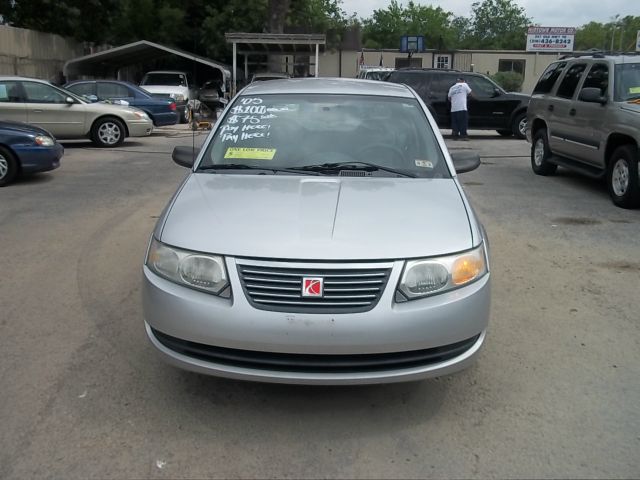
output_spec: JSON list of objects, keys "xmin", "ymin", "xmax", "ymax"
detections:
[
  {"xmin": 232, "ymin": 42, "xmax": 237, "ymax": 96},
  {"xmin": 244, "ymin": 55, "xmax": 248, "ymax": 83},
  {"xmin": 315, "ymin": 43, "xmax": 319, "ymax": 77}
]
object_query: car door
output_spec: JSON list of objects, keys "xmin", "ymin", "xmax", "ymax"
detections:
[
  {"xmin": 547, "ymin": 63, "xmax": 588, "ymax": 158},
  {"xmin": 569, "ymin": 63, "xmax": 610, "ymax": 167},
  {"xmin": 0, "ymin": 80, "xmax": 27, "ymax": 122},
  {"xmin": 428, "ymin": 74, "xmax": 456, "ymax": 127},
  {"xmin": 464, "ymin": 75, "xmax": 509, "ymax": 129},
  {"xmin": 22, "ymin": 81, "xmax": 86, "ymax": 138}
]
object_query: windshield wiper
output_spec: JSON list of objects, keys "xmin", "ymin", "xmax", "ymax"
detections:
[
  {"xmin": 296, "ymin": 161, "xmax": 416, "ymax": 178},
  {"xmin": 197, "ymin": 164, "xmax": 321, "ymax": 175}
]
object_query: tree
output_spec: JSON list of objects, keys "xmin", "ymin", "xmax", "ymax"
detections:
[
  {"xmin": 575, "ymin": 16, "xmax": 640, "ymax": 51},
  {"xmin": 362, "ymin": 0, "xmax": 459, "ymax": 50},
  {"xmin": 468, "ymin": 0, "xmax": 530, "ymax": 49}
]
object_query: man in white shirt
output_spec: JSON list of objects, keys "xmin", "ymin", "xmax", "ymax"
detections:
[{"xmin": 448, "ymin": 77, "xmax": 472, "ymax": 140}]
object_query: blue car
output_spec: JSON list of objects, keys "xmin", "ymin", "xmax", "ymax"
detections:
[
  {"xmin": 0, "ymin": 121, "xmax": 63, "ymax": 186},
  {"xmin": 64, "ymin": 80, "xmax": 179, "ymax": 127}
]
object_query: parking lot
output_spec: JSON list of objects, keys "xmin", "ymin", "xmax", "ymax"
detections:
[{"xmin": 1, "ymin": 127, "xmax": 638, "ymax": 478}]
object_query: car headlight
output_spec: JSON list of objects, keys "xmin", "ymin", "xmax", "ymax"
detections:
[
  {"xmin": 35, "ymin": 135, "xmax": 55, "ymax": 146},
  {"xmin": 146, "ymin": 238, "xmax": 230, "ymax": 296},
  {"xmin": 133, "ymin": 111, "xmax": 149, "ymax": 120},
  {"xmin": 396, "ymin": 244, "xmax": 488, "ymax": 301},
  {"xmin": 170, "ymin": 93, "xmax": 185, "ymax": 102}
]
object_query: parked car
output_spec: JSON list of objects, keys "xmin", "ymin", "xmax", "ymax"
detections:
[
  {"xmin": 64, "ymin": 80, "xmax": 178, "ymax": 127},
  {"xmin": 0, "ymin": 120, "xmax": 63, "ymax": 186},
  {"xmin": 356, "ymin": 67, "xmax": 395, "ymax": 81},
  {"xmin": 527, "ymin": 54, "xmax": 640, "ymax": 208},
  {"xmin": 142, "ymin": 78, "xmax": 491, "ymax": 385},
  {"xmin": 139, "ymin": 71, "xmax": 196, "ymax": 123},
  {"xmin": 386, "ymin": 68, "xmax": 530, "ymax": 138},
  {"xmin": 0, "ymin": 76, "xmax": 153, "ymax": 147},
  {"xmin": 250, "ymin": 72, "xmax": 290, "ymax": 82}
]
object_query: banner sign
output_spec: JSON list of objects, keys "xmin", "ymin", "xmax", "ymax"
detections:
[{"xmin": 526, "ymin": 27, "xmax": 576, "ymax": 52}]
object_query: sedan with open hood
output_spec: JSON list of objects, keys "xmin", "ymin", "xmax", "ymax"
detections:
[{"xmin": 142, "ymin": 78, "xmax": 491, "ymax": 384}]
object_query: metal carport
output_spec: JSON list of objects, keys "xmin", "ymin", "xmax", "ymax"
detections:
[
  {"xmin": 225, "ymin": 33, "xmax": 326, "ymax": 94},
  {"xmin": 63, "ymin": 40, "xmax": 232, "ymax": 84}
]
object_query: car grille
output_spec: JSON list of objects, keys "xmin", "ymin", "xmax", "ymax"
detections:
[
  {"xmin": 236, "ymin": 259, "xmax": 393, "ymax": 313},
  {"xmin": 152, "ymin": 328, "xmax": 481, "ymax": 374}
]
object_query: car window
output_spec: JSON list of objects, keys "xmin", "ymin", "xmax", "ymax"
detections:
[
  {"xmin": 533, "ymin": 62, "xmax": 567, "ymax": 94},
  {"xmin": 388, "ymin": 72, "xmax": 431, "ymax": 98},
  {"xmin": 465, "ymin": 76, "xmax": 496, "ymax": 96},
  {"xmin": 614, "ymin": 63, "xmax": 640, "ymax": 102},
  {"xmin": 67, "ymin": 83, "xmax": 95, "ymax": 97},
  {"xmin": 581, "ymin": 63, "xmax": 609, "ymax": 97},
  {"xmin": 141, "ymin": 73, "xmax": 187, "ymax": 86},
  {"xmin": 98, "ymin": 82, "xmax": 130, "ymax": 99},
  {"xmin": 23, "ymin": 82, "xmax": 69, "ymax": 103},
  {"xmin": 429, "ymin": 74, "xmax": 456, "ymax": 94},
  {"xmin": 201, "ymin": 94, "xmax": 450, "ymax": 179},
  {"xmin": 0, "ymin": 81, "xmax": 23, "ymax": 102},
  {"xmin": 556, "ymin": 64, "xmax": 587, "ymax": 99}
]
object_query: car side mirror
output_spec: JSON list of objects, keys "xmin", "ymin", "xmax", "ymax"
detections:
[
  {"xmin": 492, "ymin": 87, "xmax": 501, "ymax": 97},
  {"xmin": 578, "ymin": 87, "xmax": 607, "ymax": 105},
  {"xmin": 450, "ymin": 151, "xmax": 481, "ymax": 174},
  {"xmin": 65, "ymin": 96, "xmax": 75, "ymax": 104},
  {"xmin": 172, "ymin": 146, "xmax": 200, "ymax": 168}
]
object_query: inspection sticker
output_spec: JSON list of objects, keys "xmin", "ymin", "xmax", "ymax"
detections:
[
  {"xmin": 629, "ymin": 87, "xmax": 640, "ymax": 94},
  {"xmin": 415, "ymin": 159, "xmax": 434, "ymax": 168},
  {"xmin": 224, "ymin": 147, "xmax": 276, "ymax": 160}
]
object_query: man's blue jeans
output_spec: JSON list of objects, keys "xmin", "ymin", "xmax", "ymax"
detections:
[{"xmin": 451, "ymin": 110, "xmax": 468, "ymax": 137}]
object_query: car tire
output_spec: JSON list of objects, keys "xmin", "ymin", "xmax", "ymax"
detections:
[
  {"xmin": 0, "ymin": 145, "xmax": 18, "ymax": 187},
  {"xmin": 180, "ymin": 106, "xmax": 192, "ymax": 124},
  {"xmin": 531, "ymin": 129, "xmax": 557, "ymax": 176},
  {"xmin": 607, "ymin": 145, "xmax": 640, "ymax": 209},
  {"xmin": 512, "ymin": 111, "xmax": 527, "ymax": 139},
  {"xmin": 91, "ymin": 117, "xmax": 125, "ymax": 147},
  {"xmin": 496, "ymin": 129, "xmax": 512, "ymax": 137}
]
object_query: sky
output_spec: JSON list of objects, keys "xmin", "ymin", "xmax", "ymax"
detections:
[{"xmin": 341, "ymin": 0, "xmax": 639, "ymax": 27}]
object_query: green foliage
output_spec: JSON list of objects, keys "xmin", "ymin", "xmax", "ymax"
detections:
[
  {"xmin": 575, "ymin": 16, "xmax": 640, "ymax": 51},
  {"xmin": 467, "ymin": 0, "xmax": 530, "ymax": 49},
  {"xmin": 491, "ymin": 71, "xmax": 523, "ymax": 92},
  {"xmin": 362, "ymin": 0, "xmax": 459, "ymax": 50}
]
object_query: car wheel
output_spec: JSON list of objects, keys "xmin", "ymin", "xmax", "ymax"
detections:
[
  {"xmin": 0, "ymin": 146, "xmax": 18, "ymax": 187},
  {"xmin": 496, "ymin": 129, "xmax": 512, "ymax": 137},
  {"xmin": 531, "ymin": 129, "xmax": 557, "ymax": 176},
  {"xmin": 91, "ymin": 117, "xmax": 125, "ymax": 147},
  {"xmin": 180, "ymin": 106, "xmax": 192, "ymax": 124},
  {"xmin": 607, "ymin": 145, "xmax": 640, "ymax": 209},
  {"xmin": 512, "ymin": 112, "xmax": 527, "ymax": 139}
]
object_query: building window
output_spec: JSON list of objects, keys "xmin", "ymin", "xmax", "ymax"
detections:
[
  {"xmin": 499, "ymin": 59, "xmax": 525, "ymax": 75},
  {"xmin": 436, "ymin": 55, "xmax": 450, "ymax": 69}
]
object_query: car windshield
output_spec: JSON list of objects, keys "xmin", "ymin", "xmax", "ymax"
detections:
[
  {"xmin": 141, "ymin": 73, "xmax": 187, "ymax": 86},
  {"xmin": 199, "ymin": 93, "xmax": 450, "ymax": 178},
  {"xmin": 614, "ymin": 63, "xmax": 640, "ymax": 102}
]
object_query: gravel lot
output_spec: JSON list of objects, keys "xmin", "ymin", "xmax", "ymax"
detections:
[{"xmin": 1, "ymin": 126, "xmax": 638, "ymax": 479}]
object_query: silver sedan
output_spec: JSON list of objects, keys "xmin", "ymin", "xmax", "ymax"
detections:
[{"xmin": 143, "ymin": 78, "xmax": 490, "ymax": 384}]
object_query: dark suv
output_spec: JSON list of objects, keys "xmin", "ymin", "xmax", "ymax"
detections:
[
  {"xmin": 527, "ymin": 54, "xmax": 640, "ymax": 208},
  {"xmin": 386, "ymin": 68, "xmax": 530, "ymax": 138}
]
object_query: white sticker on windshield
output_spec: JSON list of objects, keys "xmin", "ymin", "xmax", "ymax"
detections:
[{"xmin": 415, "ymin": 160, "xmax": 434, "ymax": 168}]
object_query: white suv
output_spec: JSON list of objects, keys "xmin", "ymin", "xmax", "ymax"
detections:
[{"xmin": 140, "ymin": 71, "xmax": 196, "ymax": 123}]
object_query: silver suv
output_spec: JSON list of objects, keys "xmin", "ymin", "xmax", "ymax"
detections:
[{"xmin": 527, "ymin": 54, "xmax": 640, "ymax": 208}]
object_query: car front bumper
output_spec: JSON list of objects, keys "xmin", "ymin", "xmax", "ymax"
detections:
[
  {"xmin": 127, "ymin": 119, "xmax": 153, "ymax": 137},
  {"xmin": 13, "ymin": 143, "xmax": 64, "ymax": 173},
  {"xmin": 142, "ymin": 258, "xmax": 491, "ymax": 385}
]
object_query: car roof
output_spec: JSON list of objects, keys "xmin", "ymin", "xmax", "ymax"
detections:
[
  {"xmin": 0, "ymin": 76, "xmax": 50, "ymax": 83},
  {"xmin": 559, "ymin": 54, "xmax": 640, "ymax": 64},
  {"xmin": 241, "ymin": 77, "xmax": 415, "ymax": 98},
  {"xmin": 143, "ymin": 70, "xmax": 188, "ymax": 74}
]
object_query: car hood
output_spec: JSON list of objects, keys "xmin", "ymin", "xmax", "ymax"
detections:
[
  {"xmin": 0, "ymin": 120, "xmax": 52, "ymax": 137},
  {"xmin": 142, "ymin": 85, "xmax": 188, "ymax": 96},
  {"xmin": 159, "ymin": 174, "xmax": 473, "ymax": 260},
  {"xmin": 503, "ymin": 91, "xmax": 530, "ymax": 102},
  {"xmin": 83, "ymin": 102, "xmax": 146, "ymax": 117}
]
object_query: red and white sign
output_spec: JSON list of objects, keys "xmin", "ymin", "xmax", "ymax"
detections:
[
  {"xmin": 526, "ymin": 27, "xmax": 575, "ymax": 52},
  {"xmin": 302, "ymin": 277, "xmax": 323, "ymax": 297}
]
